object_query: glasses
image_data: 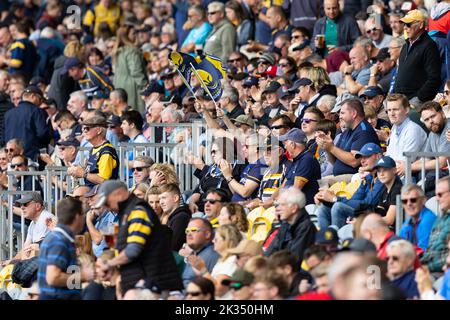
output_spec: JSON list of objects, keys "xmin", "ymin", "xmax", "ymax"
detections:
[
  {"xmin": 401, "ymin": 197, "xmax": 419, "ymax": 204},
  {"xmin": 270, "ymin": 125, "xmax": 287, "ymax": 130},
  {"xmin": 387, "ymin": 255, "xmax": 400, "ymax": 262},
  {"xmin": 133, "ymin": 166, "xmax": 149, "ymax": 172},
  {"xmin": 185, "ymin": 227, "xmax": 206, "ymax": 234},
  {"xmin": 366, "ymin": 27, "xmax": 379, "ymax": 34},
  {"xmin": 230, "ymin": 283, "xmax": 246, "ymax": 291},
  {"xmin": 11, "ymin": 163, "xmax": 24, "ymax": 169},
  {"xmin": 108, "ymin": 125, "xmax": 117, "ymax": 129},
  {"xmin": 82, "ymin": 125, "xmax": 96, "ymax": 132},
  {"xmin": 302, "ymin": 118, "xmax": 318, "ymax": 124},
  {"xmin": 20, "ymin": 201, "xmax": 34, "ymax": 208},
  {"xmin": 186, "ymin": 291, "xmax": 202, "ymax": 297},
  {"xmin": 279, "ymin": 63, "xmax": 289, "ymax": 68},
  {"xmin": 403, "ymin": 21, "xmax": 419, "ymax": 28},
  {"xmin": 205, "ymin": 199, "xmax": 222, "ymax": 204},
  {"xmin": 6, "ymin": 148, "xmax": 15, "ymax": 153},
  {"xmin": 208, "ymin": 11, "xmax": 218, "ymax": 15}
]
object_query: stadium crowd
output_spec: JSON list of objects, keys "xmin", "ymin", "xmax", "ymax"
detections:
[{"xmin": 0, "ymin": 0, "xmax": 449, "ymax": 301}]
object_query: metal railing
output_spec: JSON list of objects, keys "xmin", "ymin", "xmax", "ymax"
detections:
[{"xmin": 396, "ymin": 151, "xmax": 449, "ymax": 233}]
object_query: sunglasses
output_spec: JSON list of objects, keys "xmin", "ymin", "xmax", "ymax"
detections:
[
  {"xmin": 279, "ymin": 63, "xmax": 289, "ymax": 68},
  {"xmin": 185, "ymin": 227, "xmax": 206, "ymax": 234},
  {"xmin": 108, "ymin": 124, "xmax": 117, "ymax": 129},
  {"xmin": 82, "ymin": 125, "xmax": 96, "ymax": 132},
  {"xmin": 403, "ymin": 21, "xmax": 419, "ymax": 28},
  {"xmin": 20, "ymin": 201, "xmax": 34, "ymax": 208},
  {"xmin": 230, "ymin": 283, "xmax": 246, "ymax": 290},
  {"xmin": 366, "ymin": 27, "xmax": 379, "ymax": 34},
  {"xmin": 302, "ymin": 118, "xmax": 318, "ymax": 124},
  {"xmin": 401, "ymin": 197, "xmax": 419, "ymax": 204},
  {"xmin": 6, "ymin": 148, "xmax": 15, "ymax": 153},
  {"xmin": 133, "ymin": 166, "xmax": 149, "ymax": 172},
  {"xmin": 186, "ymin": 291, "xmax": 202, "ymax": 297},
  {"xmin": 387, "ymin": 255, "xmax": 400, "ymax": 262},
  {"xmin": 205, "ymin": 199, "xmax": 222, "ymax": 204},
  {"xmin": 208, "ymin": 11, "xmax": 219, "ymax": 15},
  {"xmin": 11, "ymin": 163, "xmax": 24, "ymax": 168}
]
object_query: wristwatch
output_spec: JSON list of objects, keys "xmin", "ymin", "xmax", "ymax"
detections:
[
  {"xmin": 226, "ymin": 177, "xmax": 233, "ymax": 183},
  {"xmin": 344, "ymin": 72, "xmax": 352, "ymax": 76}
]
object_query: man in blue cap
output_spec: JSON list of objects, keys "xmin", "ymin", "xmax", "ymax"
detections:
[
  {"xmin": 64, "ymin": 57, "xmax": 113, "ymax": 100},
  {"xmin": 316, "ymin": 142, "xmax": 385, "ymax": 230},
  {"xmin": 91, "ymin": 90, "xmax": 108, "ymax": 110},
  {"xmin": 279, "ymin": 128, "xmax": 321, "ymax": 205},
  {"xmin": 359, "ymin": 86, "xmax": 389, "ymax": 123}
]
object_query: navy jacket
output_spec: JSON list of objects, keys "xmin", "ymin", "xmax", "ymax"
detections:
[{"xmin": 4, "ymin": 101, "xmax": 52, "ymax": 160}]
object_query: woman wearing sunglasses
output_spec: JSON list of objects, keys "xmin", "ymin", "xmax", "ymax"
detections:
[{"xmin": 185, "ymin": 277, "xmax": 215, "ymax": 300}]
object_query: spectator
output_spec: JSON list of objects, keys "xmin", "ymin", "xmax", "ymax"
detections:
[
  {"xmin": 251, "ymin": 273, "xmax": 289, "ymax": 300},
  {"xmin": 185, "ymin": 277, "xmax": 215, "ymax": 300},
  {"xmin": 112, "ymin": 27, "xmax": 148, "ymax": 114},
  {"xmin": 399, "ymin": 184, "xmax": 437, "ymax": 251},
  {"xmin": 364, "ymin": 15, "xmax": 392, "ymax": 49},
  {"xmin": 279, "ymin": 128, "xmax": 321, "ymax": 205},
  {"xmin": 264, "ymin": 187, "xmax": 317, "ymax": 263},
  {"xmin": 132, "ymin": 155, "xmax": 154, "ymax": 185},
  {"xmin": 181, "ymin": 5, "xmax": 212, "ymax": 54},
  {"xmin": 221, "ymin": 268, "xmax": 254, "ymax": 300},
  {"xmin": 360, "ymin": 86, "xmax": 389, "ymax": 122},
  {"xmin": 95, "ymin": 180, "xmax": 183, "ymax": 295},
  {"xmin": 384, "ymin": 94, "xmax": 427, "ymax": 176},
  {"xmin": 218, "ymin": 203, "xmax": 249, "ymax": 236},
  {"xmin": 368, "ymin": 48, "xmax": 398, "ymax": 94},
  {"xmin": 421, "ymin": 176, "xmax": 450, "ymax": 273},
  {"xmin": 393, "ymin": 10, "xmax": 441, "ymax": 104},
  {"xmin": 82, "ymin": 0, "xmax": 121, "ymax": 37},
  {"xmin": 387, "ymin": 239, "xmax": 420, "ymax": 299},
  {"xmin": 388, "ymin": 10, "xmax": 405, "ymax": 38},
  {"xmin": 203, "ymin": 2, "xmax": 236, "ymax": 62},
  {"xmin": 340, "ymin": 45, "xmax": 372, "ymax": 95},
  {"xmin": 4, "ymin": 86, "xmax": 52, "ymax": 161},
  {"xmin": 181, "ymin": 218, "xmax": 220, "ymax": 288},
  {"xmin": 158, "ymin": 183, "xmax": 191, "ymax": 251},
  {"xmin": 312, "ymin": 0, "xmax": 361, "ymax": 54},
  {"xmin": 37, "ymin": 197, "xmax": 94, "ymax": 300},
  {"xmin": 131, "ymin": 183, "xmax": 149, "ymax": 199},
  {"xmin": 67, "ymin": 90, "xmax": 88, "ymax": 121},
  {"xmin": 109, "ymin": 88, "xmax": 131, "ymax": 117},
  {"xmin": 317, "ymin": 98, "xmax": 379, "ymax": 177},
  {"xmin": 145, "ymin": 186, "xmax": 163, "ymax": 219}
]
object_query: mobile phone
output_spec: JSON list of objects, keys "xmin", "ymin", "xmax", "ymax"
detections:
[{"xmin": 39, "ymin": 148, "xmax": 47, "ymax": 154}]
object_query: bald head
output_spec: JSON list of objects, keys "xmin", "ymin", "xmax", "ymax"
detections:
[
  {"xmin": 360, "ymin": 214, "xmax": 389, "ymax": 235},
  {"xmin": 349, "ymin": 46, "xmax": 370, "ymax": 71},
  {"xmin": 324, "ymin": 0, "xmax": 340, "ymax": 20}
]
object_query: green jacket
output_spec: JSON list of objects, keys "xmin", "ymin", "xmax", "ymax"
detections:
[
  {"xmin": 203, "ymin": 19, "xmax": 236, "ymax": 63},
  {"xmin": 113, "ymin": 46, "xmax": 148, "ymax": 113}
]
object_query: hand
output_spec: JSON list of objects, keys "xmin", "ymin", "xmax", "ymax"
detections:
[
  {"xmin": 316, "ymin": 132, "xmax": 334, "ymax": 151},
  {"xmin": 39, "ymin": 153, "xmax": 54, "ymax": 165},
  {"xmin": 246, "ymin": 40, "xmax": 260, "ymax": 52},
  {"xmin": 218, "ymin": 159, "xmax": 232, "ymax": 179},
  {"xmin": 289, "ymin": 96, "xmax": 301, "ymax": 111},
  {"xmin": 0, "ymin": 259, "xmax": 11, "ymax": 267},
  {"xmin": 86, "ymin": 210, "xmax": 96, "ymax": 222},
  {"xmin": 315, "ymin": 189, "xmax": 336, "ymax": 203},
  {"xmin": 250, "ymin": 86, "xmax": 262, "ymax": 102},
  {"xmin": 299, "ymin": 279, "xmax": 311, "ymax": 294},
  {"xmin": 216, "ymin": 105, "xmax": 225, "ymax": 118},
  {"xmin": 343, "ymin": 65, "xmax": 354, "ymax": 75},
  {"xmin": 189, "ymin": 201, "xmax": 198, "ymax": 213},
  {"xmin": 375, "ymin": 128, "xmax": 390, "ymax": 142},
  {"xmin": 150, "ymin": 170, "xmax": 166, "ymax": 187},
  {"xmin": 67, "ymin": 165, "xmax": 85, "ymax": 178},
  {"xmin": 415, "ymin": 266, "xmax": 433, "ymax": 295},
  {"xmin": 179, "ymin": 243, "xmax": 194, "ymax": 258},
  {"xmin": 327, "ymin": 45, "xmax": 336, "ymax": 53},
  {"xmin": 396, "ymin": 160, "xmax": 405, "ymax": 177},
  {"xmin": 81, "ymin": 264, "xmax": 95, "ymax": 282},
  {"xmin": 46, "ymin": 217, "xmax": 57, "ymax": 230},
  {"xmin": 187, "ymin": 255, "xmax": 207, "ymax": 275},
  {"xmin": 446, "ymin": 129, "xmax": 450, "ymax": 142},
  {"xmin": 370, "ymin": 64, "xmax": 380, "ymax": 76}
]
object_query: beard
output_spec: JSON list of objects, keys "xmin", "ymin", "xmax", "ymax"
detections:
[{"xmin": 430, "ymin": 121, "xmax": 445, "ymax": 134}]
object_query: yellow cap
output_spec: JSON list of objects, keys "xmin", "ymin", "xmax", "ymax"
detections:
[{"xmin": 400, "ymin": 9, "xmax": 427, "ymax": 23}]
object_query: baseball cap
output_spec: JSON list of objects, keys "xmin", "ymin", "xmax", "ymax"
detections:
[
  {"xmin": 279, "ymin": 89, "xmax": 294, "ymax": 100},
  {"xmin": 227, "ymin": 239, "xmax": 263, "ymax": 257},
  {"xmin": 242, "ymin": 76, "xmax": 259, "ymax": 88},
  {"xmin": 160, "ymin": 67, "xmax": 177, "ymax": 80},
  {"xmin": 374, "ymin": 48, "xmax": 390, "ymax": 62},
  {"xmin": 229, "ymin": 72, "xmax": 248, "ymax": 81},
  {"xmin": 56, "ymin": 137, "xmax": 80, "ymax": 147},
  {"xmin": 84, "ymin": 185, "xmax": 99, "ymax": 198},
  {"xmin": 264, "ymin": 136, "xmax": 284, "ymax": 150},
  {"xmin": 81, "ymin": 117, "xmax": 108, "ymax": 128},
  {"xmin": 340, "ymin": 237, "xmax": 377, "ymax": 253},
  {"xmin": 92, "ymin": 90, "xmax": 108, "ymax": 100},
  {"xmin": 16, "ymin": 192, "xmax": 44, "ymax": 205},
  {"xmin": 315, "ymin": 226, "xmax": 339, "ymax": 245},
  {"xmin": 354, "ymin": 143, "xmax": 383, "ymax": 159},
  {"xmin": 107, "ymin": 114, "xmax": 122, "ymax": 127},
  {"xmin": 373, "ymin": 156, "xmax": 397, "ymax": 170},
  {"xmin": 360, "ymin": 86, "xmax": 384, "ymax": 99},
  {"xmin": 93, "ymin": 180, "xmax": 128, "ymax": 209},
  {"xmin": 141, "ymin": 81, "xmax": 165, "ymax": 96},
  {"xmin": 221, "ymin": 269, "xmax": 254, "ymax": 287},
  {"xmin": 400, "ymin": 9, "xmax": 426, "ymax": 23},
  {"xmin": 288, "ymin": 78, "xmax": 313, "ymax": 93},
  {"xmin": 23, "ymin": 85, "xmax": 44, "ymax": 98},
  {"xmin": 262, "ymin": 81, "xmax": 281, "ymax": 95},
  {"xmin": 278, "ymin": 128, "xmax": 307, "ymax": 144},
  {"xmin": 388, "ymin": 9, "xmax": 405, "ymax": 17},
  {"xmin": 233, "ymin": 115, "xmax": 255, "ymax": 127},
  {"xmin": 62, "ymin": 57, "xmax": 84, "ymax": 74},
  {"xmin": 29, "ymin": 76, "xmax": 45, "ymax": 87},
  {"xmin": 263, "ymin": 65, "xmax": 278, "ymax": 78},
  {"xmin": 257, "ymin": 52, "xmax": 275, "ymax": 65}
]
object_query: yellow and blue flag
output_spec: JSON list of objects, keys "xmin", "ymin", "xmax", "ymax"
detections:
[
  {"xmin": 195, "ymin": 54, "xmax": 226, "ymax": 101},
  {"xmin": 168, "ymin": 51, "xmax": 198, "ymax": 84}
]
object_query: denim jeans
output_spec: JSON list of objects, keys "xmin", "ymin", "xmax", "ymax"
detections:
[{"xmin": 317, "ymin": 202, "xmax": 354, "ymax": 230}]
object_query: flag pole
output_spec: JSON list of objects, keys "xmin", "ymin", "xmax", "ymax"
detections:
[{"xmin": 174, "ymin": 67, "xmax": 198, "ymax": 101}]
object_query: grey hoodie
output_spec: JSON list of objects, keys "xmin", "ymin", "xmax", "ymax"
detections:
[{"xmin": 430, "ymin": 2, "xmax": 450, "ymax": 20}]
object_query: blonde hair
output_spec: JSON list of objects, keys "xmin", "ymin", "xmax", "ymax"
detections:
[
  {"xmin": 308, "ymin": 66, "xmax": 330, "ymax": 92},
  {"xmin": 244, "ymin": 256, "xmax": 268, "ymax": 278},
  {"xmin": 131, "ymin": 182, "xmax": 150, "ymax": 196},
  {"xmin": 149, "ymin": 163, "xmax": 179, "ymax": 186},
  {"xmin": 112, "ymin": 26, "xmax": 136, "ymax": 65},
  {"xmin": 63, "ymin": 40, "xmax": 85, "ymax": 61},
  {"xmin": 216, "ymin": 224, "xmax": 242, "ymax": 261},
  {"xmin": 364, "ymin": 104, "xmax": 377, "ymax": 119},
  {"xmin": 223, "ymin": 203, "xmax": 249, "ymax": 233}
]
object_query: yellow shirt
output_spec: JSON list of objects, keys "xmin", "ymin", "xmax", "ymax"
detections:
[{"xmin": 83, "ymin": 3, "xmax": 121, "ymax": 36}]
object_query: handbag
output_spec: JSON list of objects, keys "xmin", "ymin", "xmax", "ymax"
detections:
[{"xmin": 11, "ymin": 257, "xmax": 39, "ymax": 288}]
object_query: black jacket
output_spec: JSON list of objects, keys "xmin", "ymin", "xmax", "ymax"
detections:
[
  {"xmin": 0, "ymin": 92, "xmax": 13, "ymax": 147},
  {"xmin": 393, "ymin": 32, "xmax": 442, "ymax": 102},
  {"xmin": 116, "ymin": 194, "xmax": 183, "ymax": 294},
  {"xmin": 47, "ymin": 55, "xmax": 80, "ymax": 110},
  {"xmin": 167, "ymin": 204, "xmax": 192, "ymax": 251},
  {"xmin": 264, "ymin": 209, "xmax": 317, "ymax": 263}
]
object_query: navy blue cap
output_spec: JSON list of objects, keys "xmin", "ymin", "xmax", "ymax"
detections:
[
  {"xmin": 288, "ymin": 78, "xmax": 313, "ymax": 93},
  {"xmin": 81, "ymin": 34, "xmax": 94, "ymax": 45},
  {"xmin": 29, "ymin": 76, "xmax": 45, "ymax": 87},
  {"xmin": 315, "ymin": 227, "xmax": 339, "ymax": 245},
  {"xmin": 242, "ymin": 76, "xmax": 258, "ymax": 88},
  {"xmin": 360, "ymin": 86, "xmax": 384, "ymax": 98},
  {"xmin": 92, "ymin": 90, "xmax": 108, "ymax": 99},
  {"xmin": 373, "ymin": 156, "xmax": 397, "ymax": 170},
  {"xmin": 354, "ymin": 143, "xmax": 383, "ymax": 159},
  {"xmin": 63, "ymin": 57, "xmax": 84, "ymax": 74},
  {"xmin": 107, "ymin": 114, "xmax": 122, "ymax": 126},
  {"xmin": 278, "ymin": 128, "xmax": 307, "ymax": 144},
  {"xmin": 262, "ymin": 81, "xmax": 281, "ymax": 94},
  {"xmin": 279, "ymin": 89, "xmax": 294, "ymax": 99},
  {"xmin": 141, "ymin": 80, "xmax": 165, "ymax": 96},
  {"xmin": 57, "ymin": 137, "xmax": 80, "ymax": 147},
  {"xmin": 23, "ymin": 85, "xmax": 44, "ymax": 97},
  {"xmin": 340, "ymin": 237, "xmax": 377, "ymax": 253}
]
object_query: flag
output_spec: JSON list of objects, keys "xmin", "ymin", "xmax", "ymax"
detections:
[
  {"xmin": 168, "ymin": 51, "xmax": 198, "ymax": 84},
  {"xmin": 194, "ymin": 54, "xmax": 226, "ymax": 101}
]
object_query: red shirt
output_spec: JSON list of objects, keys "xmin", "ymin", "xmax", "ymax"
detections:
[{"xmin": 295, "ymin": 291, "xmax": 333, "ymax": 300}]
